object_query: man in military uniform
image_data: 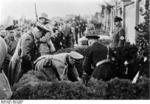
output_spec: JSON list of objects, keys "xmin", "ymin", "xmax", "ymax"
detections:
[
  {"xmin": 38, "ymin": 32, "xmax": 56, "ymax": 56},
  {"xmin": 21, "ymin": 22, "xmax": 51, "ymax": 74},
  {"xmin": 8, "ymin": 22, "xmax": 51, "ymax": 85},
  {"xmin": 3, "ymin": 26, "xmax": 18, "ymax": 76},
  {"xmin": 39, "ymin": 13, "xmax": 50, "ymax": 25},
  {"xmin": 110, "ymin": 16, "xmax": 125, "ymax": 48},
  {"xmin": 38, "ymin": 13, "xmax": 56, "ymax": 55},
  {"xmin": 74, "ymin": 19, "xmax": 80, "ymax": 44},
  {"xmin": 34, "ymin": 51, "xmax": 83, "ymax": 81},
  {"xmin": 62, "ymin": 21, "xmax": 74, "ymax": 48},
  {"xmin": 5, "ymin": 25, "xmax": 18, "ymax": 57}
]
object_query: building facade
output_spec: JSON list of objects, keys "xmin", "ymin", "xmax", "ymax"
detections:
[{"xmin": 99, "ymin": 0, "xmax": 147, "ymax": 44}]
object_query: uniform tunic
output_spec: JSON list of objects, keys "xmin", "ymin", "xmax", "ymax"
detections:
[
  {"xmin": 111, "ymin": 26, "xmax": 125, "ymax": 48},
  {"xmin": 35, "ymin": 53, "xmax": 80, "ymax": 81},
  {"xmin": 8, "ymin": 30, "xmax": 40, "ymax": 85},
  {"xmin": 38, "ymin": 32, "xmax": 55, "ymax": 56}
]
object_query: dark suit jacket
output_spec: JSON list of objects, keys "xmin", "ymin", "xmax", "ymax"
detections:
[{"xmin": 82, "ymin": 42, "xmax": 108, "ymax": 76}]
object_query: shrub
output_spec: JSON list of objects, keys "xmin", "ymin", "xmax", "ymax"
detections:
[
  {"xmin": 11, "ymin": 71, "xmax": 150, "ymax": 99},
  {"xmin": 105, "ymin": 77, "xmax": 150, "ymax": 99}
]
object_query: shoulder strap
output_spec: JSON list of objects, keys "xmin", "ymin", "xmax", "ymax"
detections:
[
  {"xmin": 60, "ymin": 64, "xmax": 68, "ymax": 80},
  {"xmin": 107, "ymin": 45, "xmax": 110, "ymax": 59}
]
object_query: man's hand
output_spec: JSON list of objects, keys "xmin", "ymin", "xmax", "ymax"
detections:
[{"xmin": 82, "ymin": 73, "xmax": 90, "ymax": 86}]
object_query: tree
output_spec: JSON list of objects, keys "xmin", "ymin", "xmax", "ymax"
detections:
[{"xmin": 135, "ymin": 0, "xmax": 149, "ymax": 56}]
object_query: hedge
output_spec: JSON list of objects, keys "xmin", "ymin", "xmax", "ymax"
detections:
[
  {"xmin": 11, "ymin": 71, "xmax": 150, "ymax": 99},
  {"xmin": 11, "ymin": 42, "xmax": 149, "ymax": 99}
]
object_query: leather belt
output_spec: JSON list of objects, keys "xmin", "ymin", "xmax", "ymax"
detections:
[
  {"xmin": 96, "ymin": 59, "xmax": 110, "ymax": 67},
  {"xmin": 96, "ymin": 45, "xmax": 110, "ymax": 67}
]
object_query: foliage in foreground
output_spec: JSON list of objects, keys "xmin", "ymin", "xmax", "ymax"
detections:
[{"xmin": 11, "ymin": 71, "xmax": 150, "ymax": 99}]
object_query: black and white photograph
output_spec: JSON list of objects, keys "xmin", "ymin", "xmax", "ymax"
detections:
[{"xmin": 0, "ymin": 0, "xmax": 149, "ymax": 101}]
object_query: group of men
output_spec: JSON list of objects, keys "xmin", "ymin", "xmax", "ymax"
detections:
[
  {"xmin": 0, "ymin": 13, "xmax": 126, "ymax": 99},
  {"xmin": 17, "ymin": 15, "xmax": 125, "ymax": 84},
  {"xmin": 81, "ymin": 16, "xmax": 126, "ymax": 83},
  {"xmin": 3, "ymin": 13, "xmax": 89, "ymax": 85}
]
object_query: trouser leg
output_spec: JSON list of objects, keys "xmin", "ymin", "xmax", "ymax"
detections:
[{"xmin": 69, "ymin": 66, "xmax": 81, "ymax": 81}]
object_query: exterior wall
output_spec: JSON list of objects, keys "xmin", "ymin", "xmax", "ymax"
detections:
[
  {"xmin": 110, "ymin": 9, "xmax": 114, "ymax": 36},
  {"xmin": 98, "ymin": 0, "xmax": 143, "ymax": 43},
  {"xmin": 123, "ymin": 0, "xmax": 144, "ymax": 44},
  {"xmin": 124, "ymin": 2, "xmax": 136, "ymax": 44}
]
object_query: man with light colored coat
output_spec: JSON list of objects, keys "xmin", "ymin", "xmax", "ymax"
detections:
[{"xmin": 34, "ymin": 51, "xmax": 84, "ymax": 81}]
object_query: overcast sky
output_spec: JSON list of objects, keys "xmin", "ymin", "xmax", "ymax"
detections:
[{"xmin": 0, "ymin": 0, "xmax": 110, "ymax": 24}]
